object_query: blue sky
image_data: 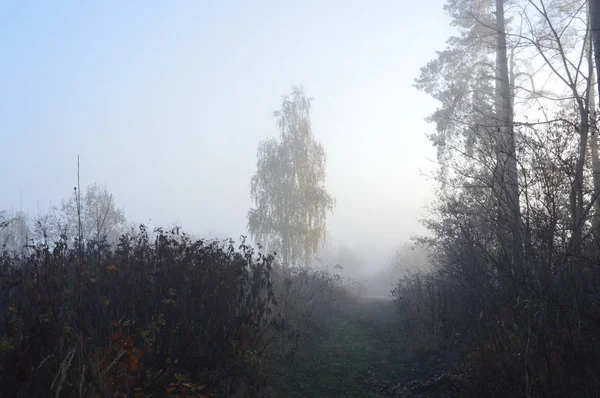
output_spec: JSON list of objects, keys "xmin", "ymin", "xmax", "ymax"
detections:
[{"xmin": 0, "ymin": 0, "xmax": 454, "ymax": 264}]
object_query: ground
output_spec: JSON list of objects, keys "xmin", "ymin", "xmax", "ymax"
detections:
[{"xmin": 267, "ymin": 296, "xmax": 464, "ymax": 397}]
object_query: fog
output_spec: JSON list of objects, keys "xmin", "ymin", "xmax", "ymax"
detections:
[
  {"xmin": 0, "ymin": 1, "xmax": 452, "ymax": 276},
  {"xmin": 6, "ymin": 1, "xmax": 600, "ymax": 396}
]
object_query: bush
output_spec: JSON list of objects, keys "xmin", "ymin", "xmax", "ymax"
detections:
[
  {"xmin": 392, "ymin": 243, "xmax": 600, "ymax": 397},
  {"xmin": 0, "ymin": 226, "xmax": 287, "ymax": 397}
]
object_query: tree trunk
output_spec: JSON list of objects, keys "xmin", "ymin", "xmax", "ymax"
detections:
[
  {"xmin": 589, "ymin": 87, "xmax": 600, "ymax": 235},
  {"xmin": 590, "ymin": 0, "xmax": 600, "ymax": 99},
  {"xmin": 589, "ymin": 0, "xmax": 600, "ymax": 235},
  {"xmin": 495, "ymin": 0, "xmax": 523, "ymax": 276},
  {"xmin": 282, "ymin": 223, "xmax": 290, "ymax": 267},
  {"xmin": 572, "ymin": 106, "xmax": 590, "ymax": 252},
  {"xmin": 568, "ymin": 3, "xmax": 594, "ymax": 254}
]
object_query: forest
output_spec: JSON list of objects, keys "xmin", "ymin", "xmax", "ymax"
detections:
[{"xmin": 3, "ymin": 0, "xmax": 600, "ymax": 397}]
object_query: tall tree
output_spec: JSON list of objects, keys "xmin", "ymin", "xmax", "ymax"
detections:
[
  {"xmin": 588, "ymin": 0, "xmax": 600, "ymax": 236},
  {"xmin": 494, "ymin": 0, "xmax": 523, "ymax": 271},
  {"xmin": 522, "ymin": 0, "xmax": 593, "ymax": 256},
  {"xmin": 394, "ymin": 1, "xmax": 600, "ymax": 394},
  {"xmin": 590, "ymin": 0, "xmax": 600, "ymax": 98},
  {"xmin": 415, "ymin": 0, "xmax": 498, "ymax": 171},
  {"xmin": 248, "ymin": 86, "xmax": 335, "ymax": 266},
  {"xmin": 586, "ymin": 0, "xmax": 600, "ymax": 235},
  {"xmin": 416, "ymin": 0, "xmax": 525, "ymax": 280}
]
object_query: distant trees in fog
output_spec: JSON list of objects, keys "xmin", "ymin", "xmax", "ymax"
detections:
[{"xmin": 0, "ymin": 182, "xmax": 127, "ymax": 253}]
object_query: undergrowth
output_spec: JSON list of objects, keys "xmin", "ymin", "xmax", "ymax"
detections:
[{"xmin": 0, "ymin": 225, "xmax": 360, "ymax": 397}]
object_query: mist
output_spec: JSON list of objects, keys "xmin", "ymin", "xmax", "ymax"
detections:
[
  {"xmin": 8, "ymin": 0, "xmax": 597, "ymax": 396},
  {"xmin": 0, "ymin": 1, "xmax": 449, "ymax": 280}
]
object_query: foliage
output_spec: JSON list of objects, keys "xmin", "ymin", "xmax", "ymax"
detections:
[
  {"xmin": 0, "ymin": 226, "xmax": 290, "ymax": 397},
  {"xmin": 397, "ymin": 0, "xmax": 600, "ymax": 396},
  {"xmin": 414, "ymin": 0, "xmax": 498, "ymax": 170},
  {"xmin": 248, "ymin": 86, "xmax": 335, "ymax": 266}
]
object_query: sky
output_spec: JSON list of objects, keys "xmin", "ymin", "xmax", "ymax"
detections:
[{"xmin": 0, "ymin": 0, "xmax": 454, "ymax": 269}]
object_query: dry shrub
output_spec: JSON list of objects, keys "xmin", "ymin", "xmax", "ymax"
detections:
[
  {"xmin": 392, "ymin": 245, "xmax": 600, "ymax": 397},
  {"xmin": 0, "ymin": 226, "xmax": 287, "ymax": 397}
]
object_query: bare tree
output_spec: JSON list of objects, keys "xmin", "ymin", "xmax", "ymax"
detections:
[{"xmin": 60, "ymin": 183, "xmax": 127, "ymax": 245}]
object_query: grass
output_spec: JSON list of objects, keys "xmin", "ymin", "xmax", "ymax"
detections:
[{"xmin": 266, "ymin": 296, "xmax": 453, "ymax": 397}]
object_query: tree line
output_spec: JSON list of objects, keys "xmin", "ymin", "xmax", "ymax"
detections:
[{"xmin": 392, "ymin": 0, "xmax": 600, "ymax": 395}]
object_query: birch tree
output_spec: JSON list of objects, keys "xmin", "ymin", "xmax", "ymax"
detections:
[{"xmin": 247, "ymin": 87, "xmax": 335, "ymax": 266}]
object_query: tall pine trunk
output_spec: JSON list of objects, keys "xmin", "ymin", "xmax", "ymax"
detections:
[
  {"xmin": 495, "ymin": 0, "xmax": 523, "ymax": 278},
  {"xmin": 589, "ymin": 0, "xmax": 600, "ymax": 235}
]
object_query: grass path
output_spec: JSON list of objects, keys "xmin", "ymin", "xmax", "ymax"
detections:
[{"xmin": 268, "ymin": 296, "xmax": 417, "ymax": 397}]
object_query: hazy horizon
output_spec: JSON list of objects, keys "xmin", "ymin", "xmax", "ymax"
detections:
[{"xmin": 1, "ymin": 1, "xmax": 454, "ymax": 269}]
